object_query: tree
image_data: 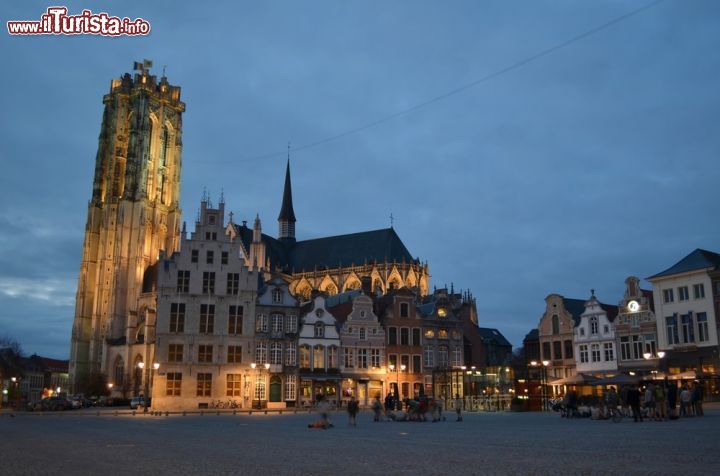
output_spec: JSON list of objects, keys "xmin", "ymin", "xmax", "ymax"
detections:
[{"xmin": 78, "ymin": 371, "xmax": 111, "ymax": 398}]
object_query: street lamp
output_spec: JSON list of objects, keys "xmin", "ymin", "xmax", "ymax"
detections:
[
  {"xmin": 11, "ymin": 377, "xmax": 21, "ymax": 410},
  {"xmin": 137, "ymin": 361, "xmax": 160, "ymax": 413},
  {"xmin": 250, "ymin": 362, "xmax": 271, "ymax": 409},
  {"xmin": 388, "ymin": 364, "xmax": 406, "ymax": 408},
  {"xmin": 541, "ymin": 360, "xmax": 549, "ymax": 411}
]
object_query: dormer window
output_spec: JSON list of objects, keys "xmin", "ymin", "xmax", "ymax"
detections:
[{"xmin": 272, "ymin": 289, "xmax": 282, "ymax": 304}]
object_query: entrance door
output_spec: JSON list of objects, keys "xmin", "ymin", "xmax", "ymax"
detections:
[{"xmin": 269, "ymin": 376, "xmax": 282, "ymax": 402}]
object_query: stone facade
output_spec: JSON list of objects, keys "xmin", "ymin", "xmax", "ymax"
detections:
[
  {"xmin": 151, "ymin": 199, "xmax": 259, "ymax": 411},
  {"xmin": 538, "ymin": 294, "xmax": 579, "ymax": 381},
  {"xmin": 70, "ymin": 65, "xmax": 185, "ymax": 392},
  {"xmin": 614, "ymin": 276, "xmax": 659, "ymax": 373}
]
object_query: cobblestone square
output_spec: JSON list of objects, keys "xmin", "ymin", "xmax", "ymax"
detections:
[{"xmin": 2, "ymin": 405, "xmax": 719, "ymax": 475}]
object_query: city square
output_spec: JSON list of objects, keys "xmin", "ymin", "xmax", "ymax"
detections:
[{"xmin": 2, "ymin": 406, "xmax": 719, "ymax": 475}]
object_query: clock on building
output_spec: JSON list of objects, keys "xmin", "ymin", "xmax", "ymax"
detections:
[{"xmin": 627, "ymin": 300, "xmax": 640, "ymax": 312}]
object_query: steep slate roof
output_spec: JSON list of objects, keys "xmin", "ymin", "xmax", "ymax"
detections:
[
  {"xmin": 562, "ymin": 298, "xmax": 587, "ymax": 326},
  {"xmin": 647, "ymin": 248, "xmax": 720, "ymax": 280},
  {"xmin": 277, "ymin": 160, "xmax": 296, "ymax": 223},
  {"xmin": 600, "ymin": 303, "xmax": 619, "ymax": 322},
  {"xmin": 289, "ymin": 228, "xmax": 413, "ymax": 272},
  {"xmin": 477, "ymin": 327, "xmax": 512, "ymax": 348},
  {"xmin": 523, "ymin": 328, "xmax": 539, "ymax": 343}
]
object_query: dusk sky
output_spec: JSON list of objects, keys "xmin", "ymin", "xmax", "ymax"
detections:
[{"xmin": 1, "ymin": 0, "xmax": 718, "ymax": 359}]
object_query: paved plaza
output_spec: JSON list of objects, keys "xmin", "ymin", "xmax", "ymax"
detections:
[{"xmin": 1, "ymin": 405, "xmax": 719, "ymax": 475}]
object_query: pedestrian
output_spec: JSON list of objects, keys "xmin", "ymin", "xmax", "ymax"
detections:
[
  {"xmin": 454, "ymin": 394, "xmax": 463, "ymax": 422},
  {"xmin": 692, "ymin": 382, "xmax": 704, "ymax": 416},
  {"xmin": 347, "ymin": 396, "xmax": 359, "ymax": 426},
  {"xmin": 654, "ymin": 382, "xmax": 666, "ymax": 421},
  {"xmin": 371, "ymin": 396, "xmax": 382, "ymax": 422},
  {"xmin": 679, "ymin": 384, "xmax": 691, "ymax": 417},
  {"xmin": 666, "ymin": 380, "xmax": 677, "ymax": 419},
  {"xmin": 605, "ymin": 386, "xmax": 619, "ymax": 419},
  {"xmin": 437, "ymin": 395, "xmax": 445, "ymax": 421},
  {"xmin": 627, "ymin": 384, "xmax": 642, "ymax": 422},
  {"xmin": 644, "ymin": 383, "xmax": 656, "ymax": 421},
  {"xmin": 384, "ymin": 392, "xmax": 394, "ymax": 415}
]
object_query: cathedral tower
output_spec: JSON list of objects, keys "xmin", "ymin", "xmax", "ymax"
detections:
[{"xmin": 70, "ymin": 64, "xmax": 185, "ymax": 391}]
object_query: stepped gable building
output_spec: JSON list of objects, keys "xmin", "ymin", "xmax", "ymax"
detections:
[
  {"xmin": 614, "ymin": 276, "xmax": 659, "ymax": 374},
  {"xmin": 226, "ymin": 161, "xmax": 430, "ymax": 300},
  {"xmin": 648, "ymin": 248, "xmax": 720, "ymax": 373},
  {"xmin": 70, "ymin": 64, "xmax": 185, "ymax": 392},
  {"xmin": 152, "ymin": 199, "xmax": 259, "ymax": 411}
]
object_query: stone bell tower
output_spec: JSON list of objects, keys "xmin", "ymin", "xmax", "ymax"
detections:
[{"xmin": 70, "ymin": 63, "xmax": 185, "ymax": 392}]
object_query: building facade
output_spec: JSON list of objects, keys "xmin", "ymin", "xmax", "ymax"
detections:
[
  {"xmin": 574, "ymin": 292, "xmax": 618, "ymax": 374},
  {"xmin": 648, "ymin": 249, "xmax": 720, "ymax": 373},
  {"xmin": 70, "ymin": 65, "xmax": 185, "ymax": 392},
  {"xmin": 297, "ymin": 295, "xmax": 342, "ymax": 407},
  {"xmin": 538, "ymin": 294, "xmax": 582, "ymax": 381},
  {"xmin": 338, "ymin": 293, "xmax": 387, "ymax": 406},
  {"xmin": 614, "ymin": 276, "xmax": 659, "ymax": 374},
  {"xmin": 151, "ymin": 199, "xmax": 259, "ymax": 411},
  {"xmin": 254, "ymin": 277, "xmax": 300, "ymax": 408}
]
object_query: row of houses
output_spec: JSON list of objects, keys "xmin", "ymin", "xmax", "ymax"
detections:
[
  {"xmin": 523, "ymin": 249, "xmax": 720, "ymax": 398},
  {"xmin": 0, "ymin": 349, "xmax": 69, "ymax": 406},
  {"xmin": 118, "ymin": 200, "xmax": 511, "ymax": 411}
]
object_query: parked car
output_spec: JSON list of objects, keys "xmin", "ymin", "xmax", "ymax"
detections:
[
  {"xmin": 29, "ymin": 397, "xmax": 73, "ymax": 411},
  {"xmin": 130, "ymin": 397, "xmax": 146, "ymax": 409}
]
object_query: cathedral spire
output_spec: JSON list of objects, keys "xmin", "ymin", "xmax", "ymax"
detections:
[{"xmin": 278, "ymin": 156, "xmax": 297, "ymax": 243}]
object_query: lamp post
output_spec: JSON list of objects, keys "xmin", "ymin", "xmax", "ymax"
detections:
[
  {"xmin": 137, "ymin": 361, "xmax": 159, "ymax": 413},
  {"xmin": 250, "ymin": 362, "xmax": 271, "ymax": 409},
  {"xmin": 11, "ymin": 377, "xmax": 21, "ymax": 410},
  {"xmin": 541, "ymin": 360, "xmax": 549, "ymax": 411},
  {"xmin": 388, "ymin": 364, "xmax": 406, "ymax": 408},
  {"xmin": 643, "ymin": 350, "xmax": 666, "ymax": 376}
]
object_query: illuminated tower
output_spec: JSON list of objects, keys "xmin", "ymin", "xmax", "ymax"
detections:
[{"xmin": 70, "ymin": 64, "xmax": 185, "ymax": 392}]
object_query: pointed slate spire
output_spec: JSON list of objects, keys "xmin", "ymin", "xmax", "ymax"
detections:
[{"xmin": 278, "ymin": 157, "xmax": 296, "ymax": 242}]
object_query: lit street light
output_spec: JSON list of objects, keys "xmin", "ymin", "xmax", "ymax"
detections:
[{"xmin": 137, "ymin": 361, "xmax": 160, "ymax": 413}]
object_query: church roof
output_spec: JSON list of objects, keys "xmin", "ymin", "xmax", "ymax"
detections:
[
  {"xmin": 647, "ymin": 248, "xmax": 720, "ymax": 280},
  {"xmin": 289, "ymin": 228, "xmax": 414, "ymax": 272},
  {"xmin": 232, "ymin": 225, "xmax": 415, "ymax": 273}
]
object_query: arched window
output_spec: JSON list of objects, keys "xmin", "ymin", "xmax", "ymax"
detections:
[
  {"xmin": 552, "ymin": 315, "xmax": 560, "ymax": 335},
  {"xmin": 590, "ymin": 317, "xmax": 599, "ymax": 335},
  {"xmin": 114, "ymin": 356, "xmax": 125, "ymax": 387}
]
